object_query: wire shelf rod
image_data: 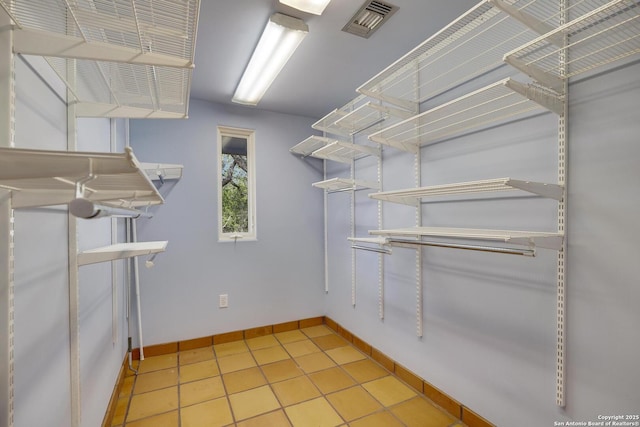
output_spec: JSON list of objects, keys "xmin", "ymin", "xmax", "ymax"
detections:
[
  {"xmin": 351, "ymin": 245, "xmax": 392, "ymax": 255},
  {"xmin": 370, "ymin": 226, "xmax": 564, "ymax": 250},
  {"xmin": 387, "ymin": 238, "xmax": 536, "ymax": 256}
]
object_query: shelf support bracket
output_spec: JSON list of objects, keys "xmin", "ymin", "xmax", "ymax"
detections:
[
  {"xmin": 358, "ymin": 88, "xmax": 418, "ymax": 112},
  {"xmin": 504, "ymin": 56, "xmax": 565, "ymax": 94},
  {"xmin": 505, "ymin": 79, "xmax": 564, "ymax": 115}
]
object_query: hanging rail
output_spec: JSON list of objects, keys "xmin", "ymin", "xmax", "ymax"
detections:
[
  {"xmin": 387, "ymin": 238, "xmax": 536, "ymax": 257},
  {"xmin": 350, "ymin": 245, "xmax": 392, "ymax": 255}
]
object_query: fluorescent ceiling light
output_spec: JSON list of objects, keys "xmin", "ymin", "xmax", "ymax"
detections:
[
  {"xmin": 233, "ymin": 13, "xmax": 308, "ymax": 106},
  {"xmin": 279, "ymin": 0, "xmax": 332, "ymax": 15}
]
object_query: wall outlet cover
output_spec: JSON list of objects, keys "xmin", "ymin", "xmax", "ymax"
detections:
[{"xmin": 219, "ymin": 294, "xmax": 228, "ymax": 308}]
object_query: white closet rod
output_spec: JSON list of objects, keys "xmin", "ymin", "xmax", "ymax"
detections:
[
  {"xmin": 130, "ymin": 218, "xmax": 145, "ymax": 360},
  {"xmin": 70, "ymin": 198, "xmax": 153, "ymax": 219},
  {"xmin": 350, "ymin": 244, "xmax": 392, "ymax": 255},
  {"xmin": 387, "ymin": 238, "xmax": 536, "ymax": 257}
]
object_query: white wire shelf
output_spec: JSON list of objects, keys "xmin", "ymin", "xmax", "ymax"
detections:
[
  {"xmin": 312, "ymin": 96, "xmax": 366, "ymax": 137},
  {"xmin": 333, "ymin": 102, "xmax": 414, "ymax": 136},
  {"xmin": 369, "ymin": 178, "xmax": 564, "ymax": 206},
  {"xmin": 310, "ymin": 141, "xmax": 380, "ymax": 164},
  {"xmin": 141, "ymin": 163, "xmax": 184, "ymax": 181},
  {"xmin": 312, "ymin": 109, "xmax": 351, "ymax": 137},
  {"xmin": 505, "ymin": 0, "xmax": 640, "ymax": 92},
  {"xmin": 356, "ymin": 0, "xmax": 612, "ymax": 109},
  {"xmin": 78, "ymin": 241, "xmax": 167, "ymax": 266},
  {"xmin": 0, "ymin": 147, "xmax": 163, "ymax": 209},
  {"xmin": 290, "ymin": 136, "xmax": 338, "ymax": 157},
  {"xmin": 3, "ymin": 0, "xmax": 200, "ymax": 118},
  {"xmin": 312, "ymin": 178, "xmax": 379, "ymax": 192},
  {"xmin": 370, "ymin": 227, "xmax": 564, "ymax": 250},
  {"xmin": 368, "ymin": 78, "xmax": 563, "ymax": 153},
  {"xmin": 312, "ymin": 96, "xmax": 413, "ymax": 137}
]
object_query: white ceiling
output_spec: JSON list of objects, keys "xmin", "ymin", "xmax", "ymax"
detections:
[{"xmin": 189, "ymin": 0, "xmax": 478, "ymax": 119}]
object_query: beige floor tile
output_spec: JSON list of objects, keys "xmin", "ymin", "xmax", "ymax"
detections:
[
  {"xmin": 137, "ymin": 354, "xmax": 177, "ymax": 374},
  {"xmin": 325, "ymin": 346, "xmax": 366, "ymax": 365},
  {"xmin": 294, "ymin": 352, "xmax": 336, "ymax": 374},
  {"xmin": 127, "ymin": 387, "xmax": 178, "ymax": 422},
  {"xmin": 390, "ymin": 396, "xmax": 456, "ymax": 427},
  {"xmin": 253, "ymin": 345, "xmax": 290, "ymax": 365},
  {"xmin": 180, "ymin": 346, "xmax": 214, "ymax": 366},
  {"xmin": 342, "ymin": 360, "xmax": 389, "ymax": 383},
  {"xmin": 301, "ymin": 325, "xmax": 333, "ymax": 338},
  {"xmin": 223, "ymin": 367, "xmax": 267, "ymax": 394},
  {"xmin": 119, "ymin": 376, "xmax": 135, "ymax": 398},
  {"xmin": 180, "ymin": 376, "xmax": 226, "ymax": 407},
  {"xmin": 261, "ymin": 359, "xmax": 304, "ymax": 383},
  {"xmin": 348, "ymin": 411, "xmax": 404, "ymax": 427},
  {"xmin": 111, "ymin": 396, "xmax": 129, "ymax": 425},
  {"xmin": 228, "ymin": 385, "xmax": 281, "ymax": 421},
  {"xmin": 271, "ymin": 376, "xmax": 321, "ymax": 406},
  {"xmin": 217, "ymin": 351, "xmax": 257, "ymax": 374},
  {"xmin": 236, "ymin": 409, "xmax": 292, "ymax": 427},
  {"xmin": 283, "ymin": 340, "xmax": 321, "ymax": 357},
  {"xmin": 284, "ymin": 397, "xmax": 343, "ymax": 427},
  {"xmin": 326, "ymin": 386, "xmax": 382, "ymax": 421},
  {"xmin": 214, "ymin": 340, "xmax": 249, "ymax": 358},
  {"xmin": 312, "ymin": 334, "xmax": 349, "ymax": 351},
  {"xmin": 246, "ymin": 334, "xmax": 279, "ymax": 350},
  {"xmin": 125, "ymin": 410, "xmax": 179, "ymax": 427},
  {"xmin": 181, "ymin": 397, "xmax": 233, "ymax": 427},
  {"xmin": 308, "ymin": 367, "xmax": 355, "ymax": 394},
  {"xmin": 134, "ymin": 368, "xmax": 178, "ymax": 394},
  {"xmin": 362, "ymin": 376, "xmax": 416, "ymax": 407},
  {"xmin": 179, "ymin": 359, "xmax": 219, "ymax": 384},
  {"xmin": 274, "ymin": 330, "xmax": 307, "ymax": 344}
]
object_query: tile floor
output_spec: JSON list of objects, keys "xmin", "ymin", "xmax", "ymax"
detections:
[{"xmin": 112, "ymin": 325, "xmax": 466, "ymax": 427}]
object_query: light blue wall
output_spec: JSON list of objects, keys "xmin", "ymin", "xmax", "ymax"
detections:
[
  {"xmin": 76, "ymin": 118, "xmax": 129, "ymax": 427},
  {"xmin": 13, "ymin": 55, "xmax": 72, "ymax": 427},
  {"xmin": 12, "ymin": 56, "xmax": 129, "ymax": 427},
  {"xmin": 130, "ymin": 99, "xmax": 325, "ymax": 345},
  {"xmin": 324, "ymin": 58, "xmax": 640, "ymax": 425}
]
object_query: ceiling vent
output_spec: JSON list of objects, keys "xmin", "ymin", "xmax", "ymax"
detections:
[{"xmin": 342, "ymin": 0, "xmax": 399, "ymax": 39}]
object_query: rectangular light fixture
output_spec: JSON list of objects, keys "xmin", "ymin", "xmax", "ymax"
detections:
[
  {"xmin": 279, "ymin": 0, "xmax": 332, "ymax": 15},
  {"xmin": 232, "ymin": 13, "xmax": 308, "ymax": 106}
]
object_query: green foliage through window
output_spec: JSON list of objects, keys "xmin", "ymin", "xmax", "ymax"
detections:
[{"xmin": 221, "ymin": 153, "xmax": 248, "ymax": 233}]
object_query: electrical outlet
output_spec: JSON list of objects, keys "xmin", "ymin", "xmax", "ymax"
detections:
[{"xmin": 219, "ymin": 294, "xmax": 228, "ymax": 308}]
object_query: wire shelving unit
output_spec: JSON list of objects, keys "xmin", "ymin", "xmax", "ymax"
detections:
[{"xmin": 1, "ymin": 0, "xmax": 200, "ymax": 118}]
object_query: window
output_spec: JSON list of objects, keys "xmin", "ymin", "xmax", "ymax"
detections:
[{"xmin": 217, "ymin": 126, "xmax": 256, "ymax": 241}]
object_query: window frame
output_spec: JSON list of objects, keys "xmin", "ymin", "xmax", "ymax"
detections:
[{"xmin": 216, "ymin": 125, "xmax": 256, "ymax": 242}]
